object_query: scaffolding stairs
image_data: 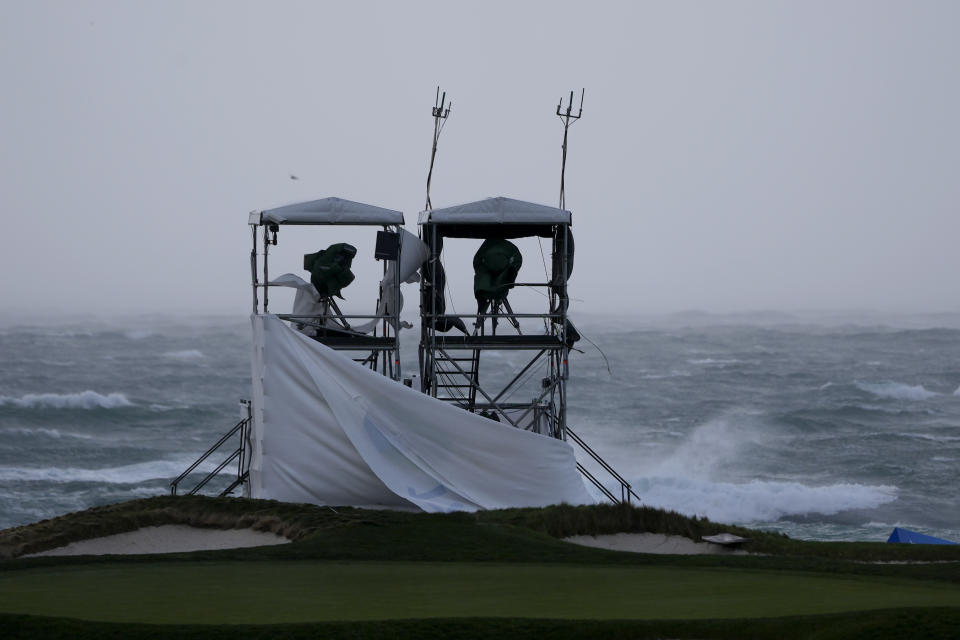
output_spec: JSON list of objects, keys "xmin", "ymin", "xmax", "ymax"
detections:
[
  {"xmin": 566, "ymin": 425, "xmax": 641, "ymax": 506},
  {"xmin": 431, "ymin": 348, "xmax": 481, "ymax": 406},
  {"xmin": 170, "ymin": 406, "xmax": 251, "ymax": 498}
]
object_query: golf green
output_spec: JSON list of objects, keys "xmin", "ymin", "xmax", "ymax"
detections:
[{"xmin": 1, "ymin": 561, "xmax": 957, "ymax": 624}]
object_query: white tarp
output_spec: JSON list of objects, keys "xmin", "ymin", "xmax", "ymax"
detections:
[
  {"xmin": 268, "ymin": 273, "xmax": 327, "ymax": 323},
  {"xmin": 249, "ymin": 313, "xmax": 593, "ymax": 512},
  {"xmin": 352, "ymin": 229, "xmax": 428, "ymax": 334}
]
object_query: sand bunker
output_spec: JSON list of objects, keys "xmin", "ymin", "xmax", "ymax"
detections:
[
  {"xmin": 564, "ymin": 532, "xmax": 750, "ymax": 555},
  {"xmin": 25, "ymin": 524, "xmax": 290, "ymax": 557}
]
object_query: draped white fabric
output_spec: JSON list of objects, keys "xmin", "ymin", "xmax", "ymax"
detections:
[{"xmin": 249, "ymin": 314, "xmax": 593, "ymax": 512}]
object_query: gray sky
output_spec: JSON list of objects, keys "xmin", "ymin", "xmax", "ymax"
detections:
[{"xmin": 1, "ymin": 1, "xmax": 958, "ymax": 316}]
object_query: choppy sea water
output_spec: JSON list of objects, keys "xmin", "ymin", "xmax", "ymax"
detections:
[{"xmin": 1, "ymin": 312, "xmax": 958, "ymax": 543}]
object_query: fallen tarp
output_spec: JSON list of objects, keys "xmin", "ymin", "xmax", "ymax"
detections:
[
  {"xmin": 248, "ymin": 313, "xmax": 592, "ymax": 512},
  {"xmin": 886, "ymin": 527, "xmax": 957, "ymax": 545}
]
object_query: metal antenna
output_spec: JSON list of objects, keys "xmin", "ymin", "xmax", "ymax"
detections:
[
  {"xmin": 556, "ymin": 88, "xmax": 584, "ymax": 209},
  {"xmin": 425, "ymin": 87, "xmax": 452, "ymax": 211}
]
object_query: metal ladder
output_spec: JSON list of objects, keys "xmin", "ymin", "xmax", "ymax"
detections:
[
  {"xmin": 170, "ymin": 404, "xmax": 251, "ymax": 497},
  {"xmin": 566, "ymin": 425, "xmax": 641, "ymax": 506},
  {"xmin": 432, "ymin": 349, "xmax": 481, "ymax": 405}
]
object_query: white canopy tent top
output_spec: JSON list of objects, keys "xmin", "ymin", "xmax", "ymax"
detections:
[
  {"xmin": 418, "ymin": 196, "xmax": 571, "ymax": 226},
  {"xmin": 250, "ymin": 197, "xmax": 404, "ymax": 226}
]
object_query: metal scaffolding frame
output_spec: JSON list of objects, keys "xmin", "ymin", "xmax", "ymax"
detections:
[
  {"xmin": 418, "ymin": 215, "xmax": 572, "ymax": 439},
  {"xmin": 249, "ymin": 205, "xmax": 405, "ymax": 381}
]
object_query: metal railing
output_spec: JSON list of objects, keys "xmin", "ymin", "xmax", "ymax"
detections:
[
  {"xmin": 566, "ymin": 426, "xmax": 641, "ymax": 506},
  {"xmin": 170, "ymin": 411, "xmax": 250, "ymax": 497}
]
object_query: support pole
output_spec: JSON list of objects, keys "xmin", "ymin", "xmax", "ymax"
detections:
[
  {"xmin": 556, "ymin": 88, "xmax": 584, "ymax": 210},
  {"xmin": 425, "ymin": 87, "xmax": 452, "ymax": 211},
  {"xmin": 250, "ymin": 226, "xmax": 259, "ymax": 313}
]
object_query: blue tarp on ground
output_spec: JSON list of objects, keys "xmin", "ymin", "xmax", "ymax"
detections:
[{"xmin": 887, "ymin": 527, "xmax": 957, "ymax": 545}]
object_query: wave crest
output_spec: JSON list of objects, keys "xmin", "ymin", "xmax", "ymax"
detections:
[
  {"xmin": 631, "ymin": 476, "xmax": 897, "ymax": 523},
  {"xmin": 0, "ymin": 391, "xmax": 133, "ymax": 409},
  {"xmin": 856, "ymin": 381, "xmax": 938, "ymax": 401},
  {"xmin": 0, "ymin": 458, "xmax": 215, "ymax": 484},
  {"xmin": 603, "ymin": 412, "xmax": 898, "ymax": 523},
  {"xmin": 1, "ymin": 427, "xmax": 94, "ymax": 440}
]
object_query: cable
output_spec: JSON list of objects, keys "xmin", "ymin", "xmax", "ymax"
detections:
[{"xmin": 577, "ymin": 327, "xmax": 612, "ymax": 376}]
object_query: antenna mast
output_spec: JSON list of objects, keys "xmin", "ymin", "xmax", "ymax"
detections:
[
  {"xmin": 556, "ymin": 89, "xmax": 584, "ymax": 209},
  {"xmin": 425, "ymin": 87, "xmax": 452, "ymax": 210}
]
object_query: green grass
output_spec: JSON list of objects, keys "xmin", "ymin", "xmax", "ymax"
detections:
[
  {"xmin": 2, "ymin": 496, "xmax": 960, "ymax": 638},
  {"xmin": 4, "ymin": 495, "xmax": 960, "ymax": 564},
  {"xmin": 3, "ymin": 609, "xmax": 960, "ymax": 640},
  {"xmin": 1, "ymin": 561, "xmax": 958, "ymax": 624}
]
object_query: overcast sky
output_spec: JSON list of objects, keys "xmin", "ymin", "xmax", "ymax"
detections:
[{"xmin": 1, "ymin": 1, "xmax": 957, "ymax": 317}]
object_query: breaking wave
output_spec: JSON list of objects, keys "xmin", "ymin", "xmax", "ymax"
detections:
[
  {"xmin": 899, "ymin": 432, "xmax": 960, "ymax": 443},
  {"xmin": 631, "ymin": 476, "xmax": 897, "ymax": 524},
  {"xmin": 611, "ymin": 413, "xmax": 897, "ymax": 523},
  {"xmin": 1, "ymin": 427, "xmax": 94, "ymax": 440},
  {"xmin": 856, "ymin": 382, "xmax": 938, "ymax": 401},
  {"xmin": 0, "ymin": 458, "xmax": 215, "ymax": 484},
  {"xmin": 0, "ymin": 391, "xmax": 133, "ymax": 409}
]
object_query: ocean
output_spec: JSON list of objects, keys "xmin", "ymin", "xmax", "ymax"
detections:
[{"xmin": 1, "ymin": 312, "xmax": 958, "ymax": 543}]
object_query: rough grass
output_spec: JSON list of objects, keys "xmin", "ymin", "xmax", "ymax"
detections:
[
  {"xmin": 2, "ymin": 497, "xmax": 960, "ymax": 639},
  {"xmin": 3, "ymin": 495, "xmax": 960, "ymax": 564}
]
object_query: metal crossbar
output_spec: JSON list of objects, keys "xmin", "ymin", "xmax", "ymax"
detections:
[
  {"xmin": 566, "ymin": 425, "xmax": 641, "ymax": 506},
  {"xmin": 577, "ymin": 462, "xmax": 618, "ymax": 503},
  {"xmin": 170, "ymin": 413, "xmax": 250, "ymax": 497}
]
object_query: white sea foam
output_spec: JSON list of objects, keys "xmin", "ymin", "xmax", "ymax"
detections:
[
  {"xmin": 631, "ymin": 476, "xmax": 897, "ymax": 524},
  {"xmin": 608, "ymin": 413, "xmax": 898, "ymax": 523},
  {"xmin": 856, "ymin": 381, "xmax": 938, "ymax": 401},
  {"xmin": 0, "ymin": 458, "xmax": 216, "ymax": 484},
  {"xmin": 864, "ymin": 521, "xmax": 919, "ymax": 529},
  {"xmin": 0, "ymin": 391, "xmax": 133, "ymax": 409},
  {"xmin": 648, "ymin": 414, "xmax": 767, "ymax": 479},
  {"xmin": 640, "ymin": 370, "xmax": 692, "ymax": 380},
  {"xmin": 687, "ymin": 358, "xmax": 740, "ymax": 365},
  {"xmin": 124, "ymin": 329, "xmax": 154, "ymax": 340},
  {"xmin": 900, "ymin": 432, "xmax": 960, "ymax": 443},
  {"xmin": 162, "ymin": 349, "xmax": 205, "ymax": 360},
  {"xmin": 2, "ymin": 427, "xmax": 94, "ymax": 440},
  {"xmin": 954, "ymin": 385, "xmax": 960, "ymax": 397},
  {"xmin": 148, "ymin": 403, "xmax": 190, "ymax": 412}
]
